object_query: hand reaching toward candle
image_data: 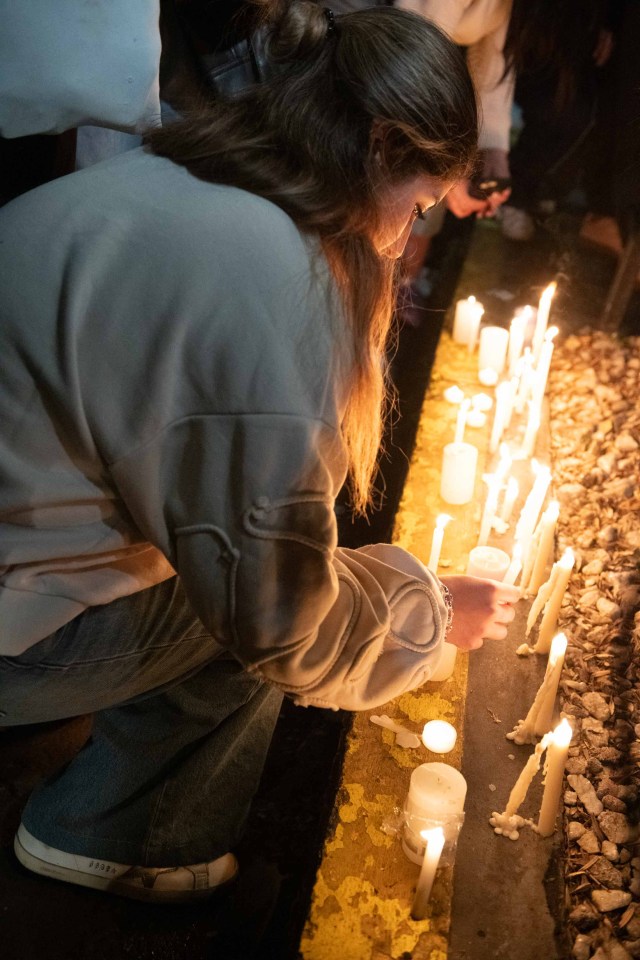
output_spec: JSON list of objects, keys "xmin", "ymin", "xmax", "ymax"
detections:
[{"xmin": 438, "ymin": 576, "xmax": 520, "ymax": 650}]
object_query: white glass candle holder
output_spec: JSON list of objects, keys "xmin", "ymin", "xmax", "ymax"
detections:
[{"xmin": 403, "ymin": 763, "xmax": 467, "ymax": 867}]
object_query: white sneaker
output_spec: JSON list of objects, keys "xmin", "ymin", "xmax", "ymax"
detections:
[
  {"xmin": 14, "ymin": 823, "xmax": 238, "ymax": 903},
  {"xmin": 500, "ymin": 205, "xmax": 535, "ymax": 242}
]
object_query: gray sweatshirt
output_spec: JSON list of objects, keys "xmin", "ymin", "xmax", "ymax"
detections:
[{"xmin": 0, "ymin": 148, "xmax": 446, "ymax": 710}]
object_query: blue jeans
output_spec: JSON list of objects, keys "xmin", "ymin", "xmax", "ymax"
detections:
[{"xmin": 0, "ymin": 578, "xmax": 284, "ymax": 865}]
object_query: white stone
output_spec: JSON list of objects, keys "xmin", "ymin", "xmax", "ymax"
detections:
[
  {"xmin": 615, "ymin": 433, "xmax": 639, "ymax": 453},
  {"xmin": 572, "ymin": 934, "xmax": 592, "ymax": 960},
  {"xmin": 568, "ymin": 821, "xmax": 586, "ymax": 841},
  {"xmin": 599, "ymin": 811, "xmax": 639, "ymax": 845},
  {"xmin": 602, "ymin": 841, "xmax": 619, "ymax": 862},
  {"xmin": 578, "ymin": 830, "xmax": 601, "ymax": 854},
  {"xmin": 591, "ymin": 889, "xmax": 632, "ymax": 912},
  {"xmin": 568, "ymin": 774, "xmax": 604, "ymax": 815},
  {"xmin": 582, "ymin": 692, "xmax": 611, "ymax": 721},
  {"xmin": 597, "ymin": 597, "xmax": 622, "ymax": 618}
]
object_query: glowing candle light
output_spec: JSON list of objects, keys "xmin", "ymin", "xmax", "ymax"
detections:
[
  {"xmin": 537, "ymin": 719, "xmax": 573, "ymax": 837},
  {"xmin": 533, "ymin": 548, "xmax": 575, "ymax": 654},
  {"xmin": 411, "ymin": 827, "xmax": 445, "ymax": 920},
  {"xmin": 427, "ymin": 514, "xmax": 452, "ymax": 573},
  {"xmin": 507, "ymin": 633, "xmax": 568, "ymax": 744},
  {"xmin": 421, "ymin": 720, "xmax": 457, "ymax": 754},
  {"xmin": 532, "ymin": 282, "xmax": 556, "ymax": 360}
]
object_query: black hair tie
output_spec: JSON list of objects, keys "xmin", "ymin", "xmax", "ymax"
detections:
[{"xmin": 324, "ymin": 7, "xmax": 336, "ymax": 39}]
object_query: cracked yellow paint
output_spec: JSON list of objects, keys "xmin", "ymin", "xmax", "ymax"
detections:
[
  {"xmin": 397, "ymin": 690, "xmax": 456, "ymax": 724},
  {"xmin": 387, "ymin": 742, "xmax": 421, "ymax": 769},
  {"xmin": 301, "ymin": 873, "xmax": 433, "ymax": 960},
  {"xmin": 339, "ymin": 783, "xmax": 398, "ymax": 848},
  {"xmin": 325, "ymin": 822, "xmax": 345, "ymax": 854},
  {"xmin": 302, "ymin": 329, "xmax": 494, "ymax": 958}
]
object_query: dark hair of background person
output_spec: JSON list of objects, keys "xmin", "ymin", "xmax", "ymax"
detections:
[
  {"xmin": 503, "ymin": 0, "xmax": 607, "ymax": 113},
  {"xmin": 148, "ymin": 0, "xmax": 478, "ymax": 514}
]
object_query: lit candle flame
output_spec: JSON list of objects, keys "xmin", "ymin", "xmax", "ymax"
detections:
[
  {"xmin": 545, "ymin": 326, "xmax": 559, "ymax": 343},
  {"xmin": 559, "ymin": 548, "xmax": 575, "ymax": 569},
  {"xmin": 552, "ymin": 717, "xmax": 572, "ymax": 748},
  {"xmin": 549, "ymin": 632, "xmax": 568, "ymax": 666},
  {"xmin": 539, "ymin": 282, "xmax": 557, "ymax": 307},
  {"xmin": 419, "ymin": 825, "xmax": 445, "ymax": 845}
]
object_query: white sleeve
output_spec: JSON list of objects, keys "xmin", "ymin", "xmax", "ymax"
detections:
[
  {"xmin": 466, "ymin": 20, "xmax": 514, "ymax": 151},
  {"xmin": 394, "ymin": 0, "xmax": 514, "ymax": 152}
]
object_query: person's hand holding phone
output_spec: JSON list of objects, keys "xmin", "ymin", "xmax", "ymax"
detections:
[{"xmin": 446, "ymin": 148, "xmax": 512, "ymax": 219}]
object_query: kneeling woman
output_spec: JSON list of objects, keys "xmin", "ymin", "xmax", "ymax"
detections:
[{"xmin": 0, "ymin": 0, "xmax": 518, "ymax": 901}]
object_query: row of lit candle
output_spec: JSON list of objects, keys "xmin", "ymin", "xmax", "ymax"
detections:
[
  {"xmin": 410, "ymin": 281, "xmax": 567, "ymax": 916},
  {"xmin": 453, "ymin": 282, "xmax": 556, "ymax": 371}
]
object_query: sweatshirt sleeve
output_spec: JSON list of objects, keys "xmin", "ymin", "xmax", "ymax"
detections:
[{"xmin": 109, "ymin": 412, "xmax": 447, "ymax": 711}]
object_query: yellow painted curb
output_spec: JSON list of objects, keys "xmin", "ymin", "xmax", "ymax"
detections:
[{"xmin": 301, "ymin": 330, "xmax": 493, "ymax": 960}]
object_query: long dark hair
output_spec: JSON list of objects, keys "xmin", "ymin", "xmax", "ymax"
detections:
[
  {"xmin": 147, "ymin": 1, "xmax": 477, "ymax": 513},
  {"xmin": 504, "ymin": 0, "xmax": 604, "ymax": 113}
]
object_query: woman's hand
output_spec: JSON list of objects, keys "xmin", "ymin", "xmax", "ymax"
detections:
[{"xmin": 439, "ymin": 575, "xmax": 520, "ymax": 651}]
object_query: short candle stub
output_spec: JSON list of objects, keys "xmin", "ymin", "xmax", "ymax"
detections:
[{"xmin": 422, "ymin": 720, "xmax": 457, "ymax": 754}]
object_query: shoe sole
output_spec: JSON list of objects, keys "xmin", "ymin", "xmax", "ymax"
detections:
[{"xmin": 14, "ymin": 830, "xmax": 238, "ymax": 904}]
